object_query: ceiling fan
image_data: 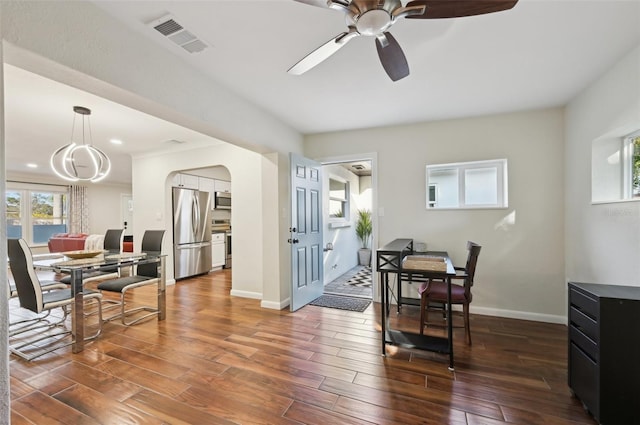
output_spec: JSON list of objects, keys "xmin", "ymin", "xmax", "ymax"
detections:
[{"xmin": 288, "ymin": 0, "xmax": 519, "ymax": 81}]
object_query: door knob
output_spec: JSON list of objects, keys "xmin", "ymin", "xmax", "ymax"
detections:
[{"xmin": 287, "ymin": 238, "xmax": 299, "ymax": 244}]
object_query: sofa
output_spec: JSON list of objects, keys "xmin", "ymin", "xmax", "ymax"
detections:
[
  {"xmin": 48, "ymin": 232, "xmax": 134, "ymax": 253},
  {"xmin": 47, "ymin": 233, "xmax": 88, "ymax": 252}
]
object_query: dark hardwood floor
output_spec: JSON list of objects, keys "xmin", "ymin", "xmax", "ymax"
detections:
[{"xmin": 9, "ymin": 270, "xmax": 596, "ymax": 424}]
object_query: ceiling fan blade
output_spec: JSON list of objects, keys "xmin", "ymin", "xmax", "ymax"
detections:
[
  {"xmin": 405, "ymin": 0, "xmax": 518, "ymax": 19},
  {"xmin": 288, "ymin": 30, "xmax": 358, "ymax": 75},
  {"xmin": 292, "ymin": 0, "xmax": 330, "ymax": 8},
  {"xmin": 292, "ymin": 0, "xmax": 350, "ymax": 10},
  {"xmin": 375, "ymin": 32, "xmax": 409, "ymax": 82}
]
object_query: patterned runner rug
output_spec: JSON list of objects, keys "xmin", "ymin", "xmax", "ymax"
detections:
[{"xmin": 346, "ymin": 266, "xmax": 372, "ymax": 287}]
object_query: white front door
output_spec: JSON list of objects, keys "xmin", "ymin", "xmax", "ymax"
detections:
[
  {"xmin": 290, "ymin": 153, "xmax": 324, "ymax": 311},
  {"xmin": 121, "ymin": 194, "xmax": 133, "ymax": 236}
]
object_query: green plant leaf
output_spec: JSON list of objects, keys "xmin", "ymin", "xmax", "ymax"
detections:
[{"xmin": 355, "ymin": 209, "xmax": 372, "ymax": 249}]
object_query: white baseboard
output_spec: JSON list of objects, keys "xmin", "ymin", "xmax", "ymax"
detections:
[
  {"xmin": 230, "ymin": 289, "xmax": 262, "ymax": 300},
  {"xmin": 227, "ymin": 288, "xmax": 289, "ymax": 310},
  {"xmin": 470, "ymin": 305, "xmax": 566, "ymax": 325},
  {"xmin": 390, "ymin": 299, "xmax": 567, "ymax": 325},
  {"xmin": 261, "ymin": 298, "xmax": 290, "ymax": 310},
  {"xmin": 166, "ymin": 279, "xmax": 176, "ymax": 286}
]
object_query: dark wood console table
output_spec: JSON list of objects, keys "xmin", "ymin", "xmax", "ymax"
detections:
[{"xmin": 376, "ymin": 238, "xmax": 456, "ymax": 370}]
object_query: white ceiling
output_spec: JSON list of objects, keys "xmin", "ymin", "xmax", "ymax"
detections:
[{"xmin": 4, "ymin": 0, "xmax": 640, "ymax": 184}]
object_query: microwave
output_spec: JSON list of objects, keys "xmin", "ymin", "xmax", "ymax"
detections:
[{"xmin": 214, "ymin": 191, "xmax": 231, "ymax": 210}]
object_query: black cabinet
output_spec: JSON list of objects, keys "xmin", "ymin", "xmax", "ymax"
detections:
[{"xmin": 568, "ymin": 282, "xmax": 640, "ymax": 424}]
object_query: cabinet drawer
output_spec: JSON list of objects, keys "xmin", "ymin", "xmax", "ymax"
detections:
[
  {"xmin": 569, "ymin": 325, "xmax": 598, "ymax": 362},
  {"xmin": 569, "ymin": 306, "xmax": 599, "ymax": 343},
  {"xmin": 569, "ymin": 288, "xmax": 598, "ymax": 320},
  {"xmin": 570, "ymin": 342, "xmax": 600, "ymax": 421},
  {"xmin": 211, "ymin": 233, "xmax": 225, "ymax": 242}
]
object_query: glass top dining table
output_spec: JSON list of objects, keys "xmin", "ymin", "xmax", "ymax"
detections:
[{"xmin": 33, "ymin": 252, "xmax": 167, "ymax": 353}]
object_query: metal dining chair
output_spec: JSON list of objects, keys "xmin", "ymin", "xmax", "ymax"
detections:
[
  {"xmin": 58, "ymin": 228, "xmax": 124, "ymax": 285},
  {"xmin": 97, "ymin": 230, "xmax": 165, "ymax": 326},
  {"xmin": 8, "ymin": 238, "xmax": 103, "ymax": 360}
]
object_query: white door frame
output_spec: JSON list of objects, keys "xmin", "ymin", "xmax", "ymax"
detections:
[{"xmin": 314, "ymin": 152, "xmax": 379, "ymax": 302}]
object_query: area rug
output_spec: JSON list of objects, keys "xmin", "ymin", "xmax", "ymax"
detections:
[
  {"xmin": 346, "ymin": 266, "xmax": 372, "ymax": 287},
  {"xmin": 309, "ymin": 295, "xmax": 371, "ymax": 312}
]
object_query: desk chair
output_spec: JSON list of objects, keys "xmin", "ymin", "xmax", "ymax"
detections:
[
  {"xmin": 98, "ymin": 230, "xmax": 165, "ymax": 326},
  {"xmin": 418, "ymin": 241, "xmax": 481, "ymax": 345},
  {"xmin": 8, "ymin": 238, "xmax": 103, "ymax": 360}
]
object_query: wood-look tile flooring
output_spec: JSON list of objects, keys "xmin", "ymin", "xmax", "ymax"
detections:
[{"xmin": 9, "ymin": 270, "xmax": 596, "ymax": 424}]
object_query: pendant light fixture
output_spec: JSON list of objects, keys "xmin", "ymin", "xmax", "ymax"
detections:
[{"xmin": 50, "ymin": 106, "xmax": 111, "ymax": 183}]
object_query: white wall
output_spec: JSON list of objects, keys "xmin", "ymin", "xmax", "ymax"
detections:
[
  {"xmin": 322, "ymin": 164, "xmax": 361, "ymax": 284},
  {"xmin": 85, "ymin": 183, "xmax": 132, "ymax": 234},
  {"xmin": 305, "ymin": 108, "xmax": 566, "ymax": 322},
  {"xmin": 565, "ymin": 44, "xmax": 640, "ymax": 287},
  {"xmin": 0, "ymin": 25, "xmax": 10, "ymax": 424}
]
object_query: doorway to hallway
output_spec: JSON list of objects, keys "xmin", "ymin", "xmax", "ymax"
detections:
[{"xmin": 320, "ymin": 158, "xmax": 374, "ymax": 301}]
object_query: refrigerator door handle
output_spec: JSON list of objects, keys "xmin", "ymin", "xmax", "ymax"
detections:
[
  {"xmin": 195, "ymin": 194, "xmax": 201, "ymax": 235},
  {"xmin": 176, "ymin": 242, "xmax": 211, "ymax": 250},
  {"xmin": 191, "ymin": 193, "xmax": 199, "ymax": 236}
]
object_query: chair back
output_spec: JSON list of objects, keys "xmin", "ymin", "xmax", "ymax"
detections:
[
  {"xmin": 7, "ymin": 239, "xmax": 44, "ymax": 313},
  {"xmin": 103, "ymin": 229, "xmax": 124, "ymax": 254},
  {"xmin": 464, "ymin": 241, "xmax": 482, "ymax": 291},
  {"xmin": 137, "ymin": 230, "xmax": 165, "ymax": 278}
]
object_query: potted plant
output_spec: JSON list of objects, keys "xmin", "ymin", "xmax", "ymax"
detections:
[{"xmin": 355, "ymin": 209, "xmax": 373, "ymax": 266}]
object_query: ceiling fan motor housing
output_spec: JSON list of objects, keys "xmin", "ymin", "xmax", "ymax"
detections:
[{"xmin": 346, "ymin": 0, "xmax": 403, "ymax": 35}]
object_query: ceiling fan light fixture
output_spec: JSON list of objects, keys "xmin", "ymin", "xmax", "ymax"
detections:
[
  {"xmin": 356, "ymin": 9, "xmax": 392, "ymax": 36},
  {"xmin": 50, "ymin": 106, "xmax": 111, "ymax": 183}
]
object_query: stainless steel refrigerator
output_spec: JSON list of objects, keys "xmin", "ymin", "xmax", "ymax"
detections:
[{"xmin": 172, "ymin": 187, "xmax": 212, "ymax": 279}]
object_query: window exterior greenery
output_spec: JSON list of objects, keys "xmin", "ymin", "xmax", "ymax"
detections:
[
  {"xmin": 592, "ymin": 130, "xmax": 640, "ymax": 203},
  {"xmin": 6, "ymin": 191, "xmax": 22, "ymax": 239},
  {"xmin": 5, "ymin": 185, "xmax": 68, "ymax": 245}
]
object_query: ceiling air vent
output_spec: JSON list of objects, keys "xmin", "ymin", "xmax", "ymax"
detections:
[{"xmin": 148, "ymin": 14, "xmax": 208, "ymax": 54}]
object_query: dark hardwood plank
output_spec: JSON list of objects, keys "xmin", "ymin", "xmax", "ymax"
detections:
[
  {"xmin": 284, "ymin": 400, "xmax": 376, "ymax": 425},
  {"xmin": 8, "ymin": 269, "xmax": 596, "ymax": 424},
  {"xmin": 54, "ymin": 385, "xmax": 164, "ymax": 425},
  {"xmin": 125, "ymin": 389, "xmax": 238, "ymax": 425},
  {"xmin": 94, "ymin": 358, "xmax": 190, "ymax": 398},
  {"xmin": 12, "ymin": 391, "xmax": 99, "ymax": 425}
]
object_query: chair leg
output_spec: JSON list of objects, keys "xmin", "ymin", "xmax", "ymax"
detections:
[
  {"xmin": 463, "ymin": 302, "xmax": 471, "ymax": 345},
  {"xmin": 119, "ymin": 286, "xmax": 159, "ymax": 326},
  {"xmin": 9, "ymin": 306, "xmax": 72, "ymax": 361},
  {"xmin": 419, "ymin": 293, "xmax": 427, "ymax": 335},
  {"xmin": 83, "ymin": 295, "xmax": 103, "ymax": 341}
]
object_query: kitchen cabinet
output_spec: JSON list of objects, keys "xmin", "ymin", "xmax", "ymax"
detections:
[
  {"xmin": 173, "ymin": 173, "xmax": 199, "ymax": 189},
  {"xmin": 198, "ymin": 177, "xmax": 216, "ymax": 197},
  {"xmin": 568, "ymin": 282, "xmax": 640, "ymax": 425},
  {"xmin": 215, "ymin": 179, "xmax": 231, "ymax": 193},
  {"xmin": 211, "ymin": 232, "xmax": 226, "ymax": 269}
]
